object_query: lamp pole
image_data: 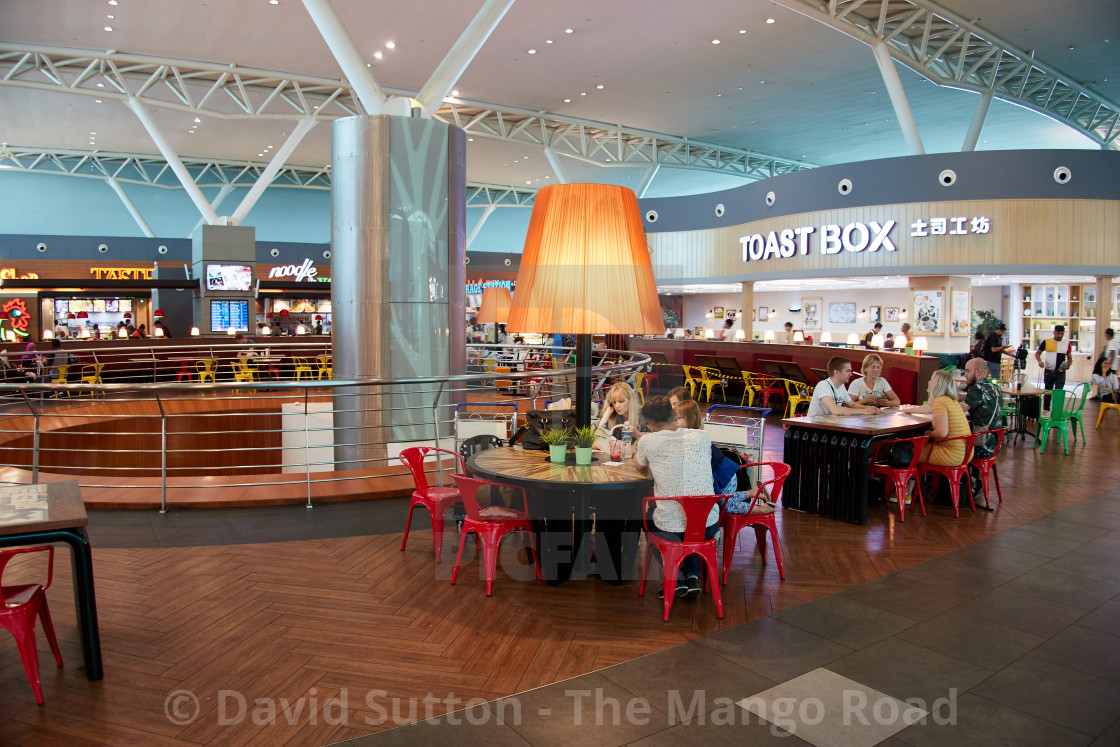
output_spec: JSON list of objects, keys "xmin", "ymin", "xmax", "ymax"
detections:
[{"xmin": 575, "ymin": 333, "xmax": 592, "ymax": 429}]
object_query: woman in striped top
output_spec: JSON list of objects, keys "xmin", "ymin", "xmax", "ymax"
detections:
[{"xmin": 917, "ymin": 369, "xmax": 972, "ymax": 466}]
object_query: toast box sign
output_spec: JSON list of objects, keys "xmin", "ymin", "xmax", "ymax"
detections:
[{"xmin": 740, "ymin": 221, "xmax": 897, "ymax": 262}]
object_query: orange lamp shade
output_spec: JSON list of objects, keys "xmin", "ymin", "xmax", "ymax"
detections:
[
  {"xmin": 506, "ymin": 183, "xmax": 662, "ymax": 335},
  {"xmin": 475, "ymin": 286, "xmax": 512, "ymax": 325}
]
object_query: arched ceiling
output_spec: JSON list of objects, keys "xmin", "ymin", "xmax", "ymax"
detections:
[{"xmin": 0, "ymin": 0, "xmax": 1116, "ymax": 198}]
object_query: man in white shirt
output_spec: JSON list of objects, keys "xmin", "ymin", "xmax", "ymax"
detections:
[
  {"xmin": 1105, "ymin": 328, "xmax": 1117, "ymax": 374},
  {"xmin": 807, "ymin": 357, "xmax": 883, "ymax": 416},
  {"xmin": 636, "ymin": 396, "xmax": 718, "ymax": 599}
]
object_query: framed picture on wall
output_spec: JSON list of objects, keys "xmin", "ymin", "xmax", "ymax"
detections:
[
  {"xmin": 950, "ymin": 289, "xmax": 971, "ymax": 336},
  {"xmin": 758, "ymin": 307, "xmax": 769, "ymax": 322},
  {"xmin": 829, "ymin": 302, "xmax": 857, "ymax": 324},
  {"xmin": 870, "ymin": 306, "xmax": 882, "ymax": 324},
  {"xmin": 912, "ymin": 289, "xmax": 943, "ymax": 334},
  {"xmin": 693, "ymin": 326, "xmax": 705, "ymax": 338},
  {"xmin": 884, "ymin": 307, "xmax": 900, "ymax": 322},
  {"xmin": 726, "ymin": 309, "xmax": 736, "ymax": 321},
  {"xmin": 713, "ymin": 306, "xmax": 725, "ymax": 319},
  {"xmin": 801, "ymin": 298, "xmax": 821, "ymax": 330}
]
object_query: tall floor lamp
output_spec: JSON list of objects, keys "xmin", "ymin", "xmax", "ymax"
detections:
[{"xmin": 506, "ymin": 183, "xmax": 663, "ymax": 428}]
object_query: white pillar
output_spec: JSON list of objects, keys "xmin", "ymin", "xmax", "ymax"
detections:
[
  {"xmin": 190, "ymin": 183, "xmax": 236, "ymax": 237},
  {"xmin": 637, "ymin": 164, "xmax": 660, "ymax": 198},
  {"xmin": 416, "ymin": 0, "xmax": 516, "ymax": 114},
  {"xmin": 872, "ymin": 42, "xmax": 925, "ymax": 155},
  {"xmin": 105, "ymin": 176, "xmax": 154, "ymax": 237},
  {"xmin": 961, "ymin": 90, "xmax": 993, "ymax": 152},
  {"xmin": 229, "ymin": 117, "xmax": 318, "ymax": 225},
  {"xmin": 544, "ymin": 147, "xmax": 569, "ymax": 183},
  {"xmin": 301, "ymin": 0, "xmax": 388, "ymax": 114},
  {"xmin": 126, "ymin": 97, "xmax": 221, "ymax": 226},
  {"xmin": 466, "ymin": 204, "xmax": 496, "ymax": 249}
]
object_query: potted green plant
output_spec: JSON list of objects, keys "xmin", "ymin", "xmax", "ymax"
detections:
[
  {"xmin": 541, "ymin": 427, "xmax": 570, "ymax": 463},
  {"xmin": 573, "ymin": 425, "xmax": 598, "ymax": 465}
]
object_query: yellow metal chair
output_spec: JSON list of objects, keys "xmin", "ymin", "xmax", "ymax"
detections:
[
  {"xmin": 633, "ymin": 372, "xmax": 646, "ymax": 403},
  {"xmin": 316, "ymin": 355, "xmax": 332, "ymax": 380},
  {"xmin": 232, "ymin": 358, "xmax": 256, "ymax": 383},
  {"xmin": 292, "ymin": 357, "xmax": 314, "ymax": 381},
  {"xmin": 784, "ymin": 379, "xmax": 812, "ymax": 418},
  {"xmin": 50, "ymin": 365, "xmax": 70, "ymax": 397},
  {"xmin": 681, "ymin": 365, "xmax": 700, "ymax": 399},
  {"xmin": 1098, "ymin": 386, "xmax": 1120, "ymax": 428},
  {"xmin": 696, "ymin": 366, "xmax": 727, "ymax": 403},
  {"xmin": 78, "ymin": 363, "xmax": 104, "ymax": 396},
  {"xmin": 737, "ymin": 372, "xmax": 759, "ymax": 407},
  {"xmin": 196, "ymin": 359, "xmax": 217, "ymax": 383}
]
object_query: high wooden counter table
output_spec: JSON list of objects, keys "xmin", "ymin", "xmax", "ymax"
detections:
[
  {"xmin": 0, "ymin": 480, "xmax": 102, "ymax": 680},
  {"xmin": 466, "ymin": 446, "xmax": 653, "ymax": 585},
  {"xmin": 782, "ymin": 410, "xmax": 933, "ymax": 524}
]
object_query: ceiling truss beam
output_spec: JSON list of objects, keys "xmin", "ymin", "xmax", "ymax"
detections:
[{"xmin": 770, "ymin": 0, "xmax": 1120, "ymax": 150}]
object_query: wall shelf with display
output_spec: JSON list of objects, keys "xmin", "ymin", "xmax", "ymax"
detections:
[{"xmin": 1020, "ymin": 284, "xmax": 1084, "ymax": 351}]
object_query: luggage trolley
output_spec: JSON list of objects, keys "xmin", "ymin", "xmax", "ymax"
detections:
[
  {"xmin": 703, "ymin": 405, "xmax": 771, "ymax": 485},
  {"xmin": 453, "ymin": 401, "xmax": 519, "ymax": 454}
]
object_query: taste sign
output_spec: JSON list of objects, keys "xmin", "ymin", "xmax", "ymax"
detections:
[{"xmin": 740, "ymin": 221, "xmax": 897, "ymax": 262}]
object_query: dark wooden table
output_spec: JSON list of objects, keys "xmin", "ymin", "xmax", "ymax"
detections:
[
  {"xmin": 0, "ymin": 480, "xmax": 102, "ymax": 680},
  {"xmin": 467, "ymin": 447, "xmax": 653, "ymax": 584},
  {"xmin": 1004, "ymin": 382, "xmax": 1044, "ymax": 444},
  {"xmin": 782, "ymin": 410, "xmax": 932, "ymax": 524}
]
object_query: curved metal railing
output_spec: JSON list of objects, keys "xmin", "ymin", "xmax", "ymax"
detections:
[{"xmin": 0, "ymin": 342, "xmax": 652, "ymax": 511}]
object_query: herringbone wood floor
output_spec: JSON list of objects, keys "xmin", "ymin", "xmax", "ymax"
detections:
[{"xmin": 2, "ymin": 412, "xmax": 1119, "ymax": 746}]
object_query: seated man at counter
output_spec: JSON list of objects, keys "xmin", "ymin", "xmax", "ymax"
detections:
[
  {"xmin": 806, "ymin": 357, "xmax": 883, "ymax": 416},
  {"xmin": 635, "ymin": 396, "xmax": 718, "ymax": 599}
]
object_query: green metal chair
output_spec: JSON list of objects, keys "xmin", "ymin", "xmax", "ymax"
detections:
[
  {"xmin": 1066, "ymin": 382, "xmax": 1091, "ymax": 441},
  {"xmin": 1035, "ymin": 389, "xmax": 1073, "ymax": 455},
  {"xmin": 992, "ymin": 382, "xmax": 1017, "ymax": 435}
]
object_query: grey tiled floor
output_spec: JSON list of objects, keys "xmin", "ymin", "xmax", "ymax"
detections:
[{"xmin": 337, "ymin": 489, "xmax": 1120, "ymax": 746}]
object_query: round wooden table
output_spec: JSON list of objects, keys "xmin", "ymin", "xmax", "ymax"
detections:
[{"xmin": 466, "ymin": 446, "xmax": 653, "ymax": 585}]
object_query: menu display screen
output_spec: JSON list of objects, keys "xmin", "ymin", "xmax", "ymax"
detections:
[
  {"xmin": 205, "ymin": 264, "xmax": 253, "ymax": 292},
  {"xmin": 210, "ymin": 300, "xmax": 250, "ymax": 332}
]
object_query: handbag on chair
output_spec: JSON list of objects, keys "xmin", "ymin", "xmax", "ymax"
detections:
[{"xmin": 511, "ymin": 409, "xmax": 576, "ymax": 450}]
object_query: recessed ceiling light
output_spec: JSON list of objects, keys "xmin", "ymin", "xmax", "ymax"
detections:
[
  {"xmin": 194, "ymin": 117, "xmax": 201, "ymax": 123},
  {"xmin": 712, "ymin": 39, "xmax": 720, "ymax": 44},
  {"xmin": 546, "ymin": 39, "xmax": 553, "ymax": 44},
  {"xmin": 90, "ymin": 131, "xmax": 96, "ymax": 135},
  {"xmin": 451, "ymin": 89, "xmax": 459, "ymax": 97},
  {"xmin": 563, "ymin": 98, "xmax": 571, "ymax": 102},
  {"xmin": 565, "ymin": 28, "xmax": 573, "ymax": 33},
  {"xmin": 96, "ymin": 82, "xmax": 104, "ymax": 87},
  {"xmin": 104, "ymin": 26, "xmax": 113, "ymax": 31},
  {"xmin": 95, "ymin": 99, "xmax": 102, "ymax": 103},
  {"xmin": 468, "ymin": 137, "xmax": 474, "ymax": 141},
  {"xmin": 739, "ymin": 29, "xmax": 746, "ymax": 34},
  {"xmin": 108, "ymin": 0, "xmax": 117, "ymax": 4},
  {"xmin": 766, "ymin": 17, "xmax": 775, "ymax": 23},
  {"xmin": 528, "ymin": 49, "xmax": 536, "ymax": 54},
  {"xmin": 386, "ymin": 41, "xmax": 395, "ymax": 49},
  {"xmin": 716, "ymin": 93, "xmax": 722, "ymax": 97},
  {"xmin": 187, "ymin": 130, "xmax": 194, "ymax": 134},
  {"xmin": 596, "ymin": 84, "xmax": 604, "ymax": 89},
  {"xmin": 107, "ymin": 14, "xmax": 114, "ymax": 18},
  {"xmin": 759, "ymin": 80, "xmax": 765, "ymax": 84},
  {"xmin": 374, "ymin": 52, "xmax": 382, "ymax": 59},
  {"xmin": 258, "ymin": 153, "xmax": 265, "ymax": 157},
  {"xmin": 580, "ymin": 92, "xmax": 586, "ymax": 96},
  {"xmin": 525, "ymin": 180, "xmax": 531, "ymax": 185}
]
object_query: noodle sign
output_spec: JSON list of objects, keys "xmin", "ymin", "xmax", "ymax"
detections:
[{"xmin": 268, "ymin": 258, "xmax": 329, "ymax": 282}]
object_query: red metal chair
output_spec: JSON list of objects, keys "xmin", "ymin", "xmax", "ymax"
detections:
[
  {"xmin": 1, "ymin": 546, "xmax": 63, "ymax": 704},
  {"xmin": 969, "ymin": 427, "xmax": 1007, "ymax": 506},
  {"xmin": 754, "ymin": 373, "xmax": 786, "ymax": 413},
  {"xmin": 639, "ymin": 495, "xmax": 724, "ymax": 621},
  {"xmin": 450, "ymin": 474, "xmax": 539, "ymax": 596},
  {"xmin": 175, "ymin": 359, "xmax": 194, "ymax": 382},
  {"xmin": 918, "ymin": 433, "xmax": 978, "ymax": 517},
  {"xmin": 642, "ymin": 364, "xmax": 661, "ymax": 399},
  {"xmin": 399, "ymin": 447, "xmax": 465, "ymax": 563},
  {"xmin": 868, "ymin": 435, "xmax": 930, "ymax": 522},
  {"xmin": 720, "ymin": 462, "xmax": 792, "ymax": 584}
]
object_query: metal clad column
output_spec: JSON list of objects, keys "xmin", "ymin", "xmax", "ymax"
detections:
[{"xmin": 331, "ymin": 115, "xmax": 466, "ymax": 469}]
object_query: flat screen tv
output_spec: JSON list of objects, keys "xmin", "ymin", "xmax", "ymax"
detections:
[
  {"xmin": 205, "ymin": 264, "xmax": 253, "ymax": 292},
  {"xmin": 210, "ymin": 300, "xmax": 250, "ymax": 332}
]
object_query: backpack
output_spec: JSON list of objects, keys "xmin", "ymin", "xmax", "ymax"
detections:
[{"xmin": 511, "ymin": 409, "xmax": 576, "ymax": 450}]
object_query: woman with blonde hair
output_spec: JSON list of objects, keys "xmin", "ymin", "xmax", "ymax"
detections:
[
  {"xmin": 848, "ymin": 353, "xmax": 900, "ymax": 407},
  {"xmin": 916, "ymin": 369, "xmax": 971, "ymax": 466},
  {"xmin": 595, "ymin": 381, "xmax": 644, "ymax": 449}
]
